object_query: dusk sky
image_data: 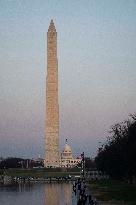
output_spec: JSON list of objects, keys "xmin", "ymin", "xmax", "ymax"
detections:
[{"xmin": 0, "ymin": 0, "xmax": 136, "ymax": 158}]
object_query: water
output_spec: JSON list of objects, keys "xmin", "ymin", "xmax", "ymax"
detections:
[{"xmin": 0, "ymin": 182, "xmax": 78, "ymax": 205}]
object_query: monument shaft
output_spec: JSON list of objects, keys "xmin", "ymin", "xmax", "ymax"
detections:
[{"xmin": 45, "ymin": 20, "xmax": 60, "ymax": 167}]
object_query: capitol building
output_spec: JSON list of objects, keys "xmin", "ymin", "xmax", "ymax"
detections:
[{"xmin": 60, "ymin": 140, "xmax": 82, "ymax": 168}]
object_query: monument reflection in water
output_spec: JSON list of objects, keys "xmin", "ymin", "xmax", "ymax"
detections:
[
  {"xmin": 0, "ymin": 182, "xmax": 77, "ymax": 205},
  {"xmin": 44, "ymin": 183, "xmax": 73, "ymax": 205}
]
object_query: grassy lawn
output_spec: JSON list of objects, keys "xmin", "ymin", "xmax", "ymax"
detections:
[
  {"xmin": 0, "ymin": 168, "xmax": 81, "ymax": 178},
  {"xmin": 88, "ymin": 180, "xmax": 136, "ymax": 205}
]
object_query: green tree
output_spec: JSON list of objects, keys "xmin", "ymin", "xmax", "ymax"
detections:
[{"xmin": 95, "ymin": 114, "xmax": 136, "ymax": 181}]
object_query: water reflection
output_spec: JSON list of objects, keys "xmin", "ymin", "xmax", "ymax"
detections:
[
  {"xmin": 44, "ymin": 183, "xmax": 59, "ymax": 205},
  {"xmin": 44, "ymin": 183, "xmax": 73, "ymax": 205},
  {"xmin": 0, "ymin": 182, "xmax": 77, "ymax": 205},
  {"xmin": 62, "ymin": 183, "xmax": 72, "ymax": 205}
]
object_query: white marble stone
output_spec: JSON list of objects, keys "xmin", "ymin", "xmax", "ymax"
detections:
[{"xmin": 44, "ymin": 20, "xmax": 60, "ymax": 167}]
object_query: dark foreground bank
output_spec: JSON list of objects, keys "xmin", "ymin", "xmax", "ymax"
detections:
[{"xmin": 88, "ymin": 179, "xmax": 136, "ymax": 205}]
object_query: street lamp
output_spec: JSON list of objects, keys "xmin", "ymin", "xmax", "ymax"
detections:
[{"xmin": 81, "ymin": 152, "xmax": 85, "ymax": 177}]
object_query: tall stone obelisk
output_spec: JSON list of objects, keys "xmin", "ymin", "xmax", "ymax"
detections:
[{"xmin": 44, "ymin": 20, "xmax": 60, "ymax": 167}]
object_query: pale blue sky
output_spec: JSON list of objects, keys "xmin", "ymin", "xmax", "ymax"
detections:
[{"xmin": 0, "ymin": 0, "xmax": 136, "ymax": 158}]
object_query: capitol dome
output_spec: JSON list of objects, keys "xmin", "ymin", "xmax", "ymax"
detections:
[
  {"xmin": 63, "ymin": 144, "xmax": 72, "ymax": 153},
  {"xmin": 60, "ymin": 139, "xmax": 82, "ymax": 168},
  {"xmin": 61, "ymin": 140, "xmax": 73, "ymax": 159}
]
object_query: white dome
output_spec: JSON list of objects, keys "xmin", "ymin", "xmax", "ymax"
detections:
[
  {"xmin": 63, "ymin": 144, "xmax": 72, "ymax": 153},
  {"xmin": 61, "ymin": 142, "xmax": 73, "ymax": 159}
]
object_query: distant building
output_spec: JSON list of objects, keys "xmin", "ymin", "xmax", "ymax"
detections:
[{"xmin": 60, "ymin": 140, "xmax": 81, "ymax": 168}]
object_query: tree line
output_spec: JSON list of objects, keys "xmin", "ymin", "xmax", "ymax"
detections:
[
  {"xmin": 0, "ymin": 157, "xmax": 44, "ymax": 169},
  {"xmin": 95, "ymin": 114, "xmax": 136, "ymax": 182}
]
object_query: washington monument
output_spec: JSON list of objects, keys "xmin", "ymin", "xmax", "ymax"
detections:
[{"xmin": 44, "ymin": 20, "xmax": 60, "ymax": 167}]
